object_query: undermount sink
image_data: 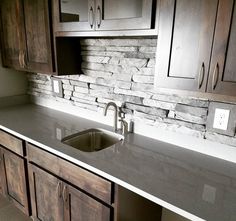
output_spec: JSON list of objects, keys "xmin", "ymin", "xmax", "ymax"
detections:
[{"xmin": 62, "ymin": 128, "xmax": 124, "ymax": 152}]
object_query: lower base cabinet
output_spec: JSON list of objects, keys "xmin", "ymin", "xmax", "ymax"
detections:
[
  {"xmin": 28, "ymin": 163, "xmax": 111, "ymax": 221},
  {"xmin": 0, "ymin": 146, "xmax": 29, "ymax": 215},
  {"xmin": 0, "ymin": 130, "xmax": 191, "ymax": 221}
]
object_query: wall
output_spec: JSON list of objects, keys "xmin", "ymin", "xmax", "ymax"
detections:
[
  {"xmin": 27, "ymin": 37, "xmax": 236, "ymax": 147},
  {"xmin": 0, "ymin": 51, "xmax": 27, "ymax": 97}
]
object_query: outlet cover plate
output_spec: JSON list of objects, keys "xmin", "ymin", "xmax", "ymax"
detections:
[
  {"xmin": 207, "ymin": 102, "xmax": 236, "ymax": 136},
  {"xmin": 51, "ymin": 77, "xmax": 63, "ymax": 97},
  {"xmin": 213, "ymin": 108, "xmax": 230, "ymax": 130}
]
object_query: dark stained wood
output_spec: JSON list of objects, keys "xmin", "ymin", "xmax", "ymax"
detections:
[
  {"xmin": 0, "ymin": 0, "xmax": 54, "ymax": 73},
  {"xmin": 23, "ymin": 0, "xmax": 54, "ymax": 73},
  {"xmin": 207, "ymin": 0, "xmax": 236, "ymax": 96},
  {"xmin": 96, "ymin": 0, "xmax": 155, "ymax": 31},
  {"xmin": 0, "ymin": 0, "xmax": 26, "ymax": 70},
  {"xmin": 64, "ymin": 184, "xmax": 111, "ymax": 221},
  {"xmin": 0, "ymin": 147, "xmax": 29, "ymax": 215},
  {"xmin": 0, "ymin": 130, "xmax": 24, "ymax": 156},
  {"xmin": 155, "ymin": 0, "xmax": 218, "ymax": 92},
  {"xmin": 0, "ymin": 148, "xmax": 4, "ymax": 195},
  {"xmin": 28, "ymin": 163, "xmax": 63, "ymax": 221},
  {"xmin": 27, "ymin": 143, "xmax": 112, "ymax": 204}
]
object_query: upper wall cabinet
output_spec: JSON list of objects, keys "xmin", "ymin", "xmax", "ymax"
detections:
[
  {"xmin": 0, "ymin": 0, "xmax": 54, "ymax": 74},
  {"xmin": 155, "ymin": 0, "xmax": 236, "ymax": 97},
  {"xmin": 53, "ymin": 0, "xmax": 157, "ymax": 34},
  {"xmin": 207, "ymin": 0, "xmax": 236, "ymax": 96},
  {"xmin": 155, "ymin": 0, "xmax": 218, "ymax": 92}
]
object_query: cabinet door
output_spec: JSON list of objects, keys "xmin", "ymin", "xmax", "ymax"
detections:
[
  {"xmin": 155, "ymin": 0, "xmax": 218, "ymax": 92},
  {"xmin": 96, "ymin": 0, "xmax": 155, "ymax": 31},
  {"xmin": 0, "ymin": 0, "xmax": 26, "ymax": 70},
  {"xmin": 53, "ymin": 0, "xmax": 95, "ymax": 32},
  {"xmin": 0, "ymin": 147, "xmax": 29, "ymax": 215},
  {"xmin": 28, "ymin": 164, "xmax": 63, "ymax": 221},
  {"xmin": 207, "ymin": 0, "xmax": 236, "ymax": 96},
  {"xmin": 23, "ymin": 0, "xmax": 54, "ymax": 73},
  {"xmin": 0, "ymin": 148, "xmax": 4, "ymax": 194},
  {"xmin": 64, "ymin": 184, "xmax": 111, "ymax": 221}
]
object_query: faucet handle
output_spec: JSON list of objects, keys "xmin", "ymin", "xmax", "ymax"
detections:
[{"xmin": 119, "ymin": 119, "xmax": 128, "ymax": 135}]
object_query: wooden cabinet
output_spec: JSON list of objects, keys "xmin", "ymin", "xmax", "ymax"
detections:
[
  {"xmin": 0, "ymin": 147, "xmax": 29, "ymax": 215},
  {"xmin": 0, "ymin": 148, "xmax": 3, "ymax": 194},
  {"xmin": 155, "ymin": 0, "xmax": 236, "ymax": 96},
  {"xmin": 155, "ymin": 0, "xmax": 218, "ymax": 92},
  {"xmin": 63, "ymin": 181, "xmax": 110, "ymax": 221},
  {"xmin": 0, "ymin": 130, "xmax": 29, "ymax": 215},
  {"xmin": 53, "ymin": 0, "xmax": 156, "ymax": 33},
  {"xmin": 0, "ymin": 0, "xmax": 25, "ymax": 70},
  {"xmin": 27, "ymin": 143, "xmax": 112, "ymax": 221},
  {"xmin": 28, "ymin": 164, "xmax": 64, "ymax": 221},
  {"xmin": 207, "ymin": 0, "xmax": 236, "ymax": 96},
  {"xmin": 0, "ymin": 0, "xmax": 54, "ymax": 73}
]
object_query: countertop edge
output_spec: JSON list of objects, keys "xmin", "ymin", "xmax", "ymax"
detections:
[{"xmin": 0, "ymin": 124, "xmax": 205, "ymax": 221}]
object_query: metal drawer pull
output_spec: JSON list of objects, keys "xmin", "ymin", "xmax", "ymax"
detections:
[
  {"xmin": 57, "ymin": 181, "xmax": 62, "ymax": 198},
  {"xmin": 19, "ymin": 51, "xmax": 23, "ymax": 67},
  {"xmin": 62, "ymin": 185, "xmax": 68, "ymax": 202},
  {"xmin": 22, "ymin": 51, "xmax": 26, "ymax": 68},
  {"xmin": 97, "ymin": 5, "xmax": 101, "ymax": 28},
  {"xmin": 198, "ymin": 62, "xmax": 205, "ymax": 89},
  {"xmin": 212, "ymin": 62, "xmax": 219, "ymax": 90},
  {"xmin": 89, "ymin": 6, "xmax": 94, "ymax": 28}
]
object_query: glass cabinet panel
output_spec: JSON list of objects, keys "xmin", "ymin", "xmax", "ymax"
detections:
[
  {"xmin": 103, "ymin": 0, "xmax": 142, "ymax": 20},
  {"xmin": 60, "ymin": 0, "xmax": 89, "ymax": 22}
]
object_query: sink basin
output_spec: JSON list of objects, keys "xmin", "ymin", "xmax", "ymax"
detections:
[{"xmin": 62, "ymin": 128, "xmax": 124, "ymax": 152}]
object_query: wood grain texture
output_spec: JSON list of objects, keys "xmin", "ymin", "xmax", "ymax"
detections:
[
  {"xmin": 0, "ymin": 130, "xmax": 24, "ymax": 156},
  {"xmin": 64, "ymin": 184, "xmax": 111, "ymax": 221},
  {"xmin": 0, "ymin": 0, "xmax": 26, "ymax": 70},
  {"xmin": 23, "ymin": 0, "xmax": 54, "ymax": 73},
  {"xmin": 208, "ymin": 0, "xmax": 236, "ymax": 95},
  {"xmin": 28, "ymin": 163, "xmax": 64, "ymax": 221},
  {"xmin": 155, "ymin": 0, "xmax": 218, "ymax": 92},
  {"xmin": 27, "ymin": 143, "xmax": 112, "ymax": 204},
  {"xmin": 0, "ymin": 147, "xmax": 29, "ymax": 215}
]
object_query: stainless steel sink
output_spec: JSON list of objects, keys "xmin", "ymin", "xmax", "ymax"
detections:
[{"xmin": 62, "ymin": 128, "xmax": 124, "ymax": 152}]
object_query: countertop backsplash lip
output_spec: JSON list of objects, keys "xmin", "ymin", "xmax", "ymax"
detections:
[{"xmin": 0, "ymin": 103, "xmax": 236, "ymax": 221}]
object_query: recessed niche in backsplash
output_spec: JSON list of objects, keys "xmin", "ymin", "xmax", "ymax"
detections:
[{"xmin": 27, "ymin": 37, "xmax": 236, "ymax": 147}]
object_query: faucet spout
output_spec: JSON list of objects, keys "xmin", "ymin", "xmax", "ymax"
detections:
[{"xmin": 104, "ymin": 102, "xmax": 118, "ymax": 132}]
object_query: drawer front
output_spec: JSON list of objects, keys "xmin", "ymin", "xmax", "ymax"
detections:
[
  {"xmin": 27, "ymin": 143, "xmax": 112, "ymax": 204},
  {"xmin": 0, "ymin": 130, "xmax": 24, "ymax": 156}
]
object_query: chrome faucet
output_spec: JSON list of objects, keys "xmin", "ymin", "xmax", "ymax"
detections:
[
  {"xmin": 104, "ymin": 102, "xmax": 131, "ymax": 135},
  {"xmin": 104, "ymin": 102, "xmax": 118, "ymax": 132}
]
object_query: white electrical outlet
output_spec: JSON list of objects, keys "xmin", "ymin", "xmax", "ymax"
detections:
[
  {"xmin": 213, "ymin": 108, "xmax": 230, "ymax": 130},
  {"xmin": 53, "ymin": 80, "xmax": 60, "ymax": 93}
]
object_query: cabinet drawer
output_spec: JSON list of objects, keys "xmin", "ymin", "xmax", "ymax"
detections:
[
  {"xmin": 27, "ymin": 143, "xmax": 112, "ymax": 204},
  {"xmin": 0, "ymin": 130, "xmax": 24, "ymax": 156}
]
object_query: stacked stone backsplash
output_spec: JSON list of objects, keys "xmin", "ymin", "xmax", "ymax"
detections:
[{"xmin": 27, "ymin": 37, "xmax": 236, "ymax": 147}]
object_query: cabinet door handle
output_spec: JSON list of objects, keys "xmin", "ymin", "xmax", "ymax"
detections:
[
  {"xmin": 57, "ymin": 181, "xmax": 62, "ymax": 198},
  {"xmin": 89, "ymin": 6, "xmax": 94, "ymax": 28},
  {"xmin": 212, "ymin": 63, "xmax": 219, "ymax": 90},
  {"xmin": 22, "ymin": 51, "xmax": 27, "ymax": 68},
  {"xmin": 19, "ymin": 51, "xmax": 23, "ymax": 67},
  {"xmin": 198, "ymin": 62, "xmax": 205, "ymax": 89},
  {"xmin": 97, "ymin": 5, "xmax": 102, "ymax": 28},
  {"xmin": 62, "ymin": 185, "xmax": 68, "ymax": 203}
]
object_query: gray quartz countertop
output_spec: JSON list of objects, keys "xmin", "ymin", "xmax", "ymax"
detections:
[{"xmin": 0, "ymin": 104, "xmax": 236, "ymax": 221}]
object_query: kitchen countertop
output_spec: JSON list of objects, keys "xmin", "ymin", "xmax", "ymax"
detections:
[{"xmin": 0, "ymin": 103, "xmax": 236, "ymax": 221}]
